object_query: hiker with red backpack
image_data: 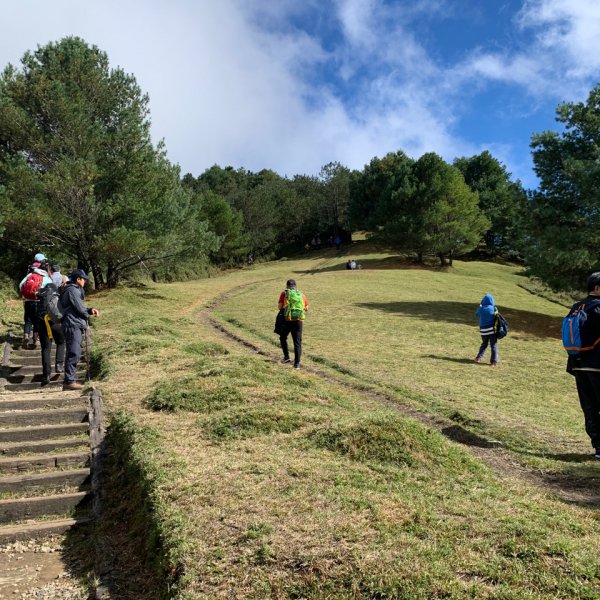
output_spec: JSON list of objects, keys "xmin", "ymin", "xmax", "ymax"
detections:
[
  {"xmin": 564, "ymin": 272, "xmax": 600, "ymax": 460},
  {"xmin": 19, "ymin": 253, "xmax": 52, "ymax": 349},
  {"xmin": 277, "ymin": 279, "xmax": 308, "ymax": 369}
]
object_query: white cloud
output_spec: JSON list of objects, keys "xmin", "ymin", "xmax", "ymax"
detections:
[
  {"xmin": 519, "ymin": 0, "xmax": 600, "ymax": 78},
  {"xmin": 3, "ymin": 0, "xmax": 594, "ymax": 190}
]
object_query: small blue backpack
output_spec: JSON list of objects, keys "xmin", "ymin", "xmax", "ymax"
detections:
[
  {"xmin": 562, "ymin": 299, "xmax": 600, "ymax": 355},
  {"xmin": 494, "ymin": 310, "xmax": 508, "ymax": 339}
]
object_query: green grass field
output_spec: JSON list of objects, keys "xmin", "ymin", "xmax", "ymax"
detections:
[{"xmin": 2, "ymin": 247, "xmax": 599, "ymax": 599}]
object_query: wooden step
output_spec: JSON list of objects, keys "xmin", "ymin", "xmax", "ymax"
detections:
[
  {"xmin": 0, "ymin": 407, "xmax": 88, "ymax": 427},
  {"xmin": 0, "ymin": 422, "xmax": 89, "ymax": 443},
  {"xmin": 3, "ymin": 381, "xmax": 67, "ymax": 392},
  {"xmin": 0, "ymin": 491, "xmax": 88, "ymax": 524},
  {"xmin": 0, "ymin": 468, "xmax": 90, "ymax": 493},
  {"xmin": 0, "ymin": 437, "xmax": 88, "ymax": 456},
  {"xmin": 0, "ymin": 516, "xmax": 91, "ymax": 543},
  {"xmin": 5, "ymin": 364, "xmax": 64, "ymax": 375},
  {"xmin": 0, "ymin": 394, "xmax": 85, "ymax": 411},
  {"xmin": 0, "ymin": 451, "xmax": 90, "ymax": 474}
]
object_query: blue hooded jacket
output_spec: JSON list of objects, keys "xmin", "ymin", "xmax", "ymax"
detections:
[{"xmin": 476, "ymin": 294, "xmax": 496, "ymax": 334}]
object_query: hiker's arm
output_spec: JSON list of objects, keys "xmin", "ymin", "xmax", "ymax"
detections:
[
  {"xmin": 278, "ymin": 291, "xmax": 286, "ymax": 310},
  {"xmin": 303, "ymin": 294, "xmax": 309, "ymax": 312}
]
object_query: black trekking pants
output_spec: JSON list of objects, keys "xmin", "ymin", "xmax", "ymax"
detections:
[
  {"xmin": 280, "ymin": 320, "xmax": 303, "ymax": 365},
  {"xmin": 574, "ymin": 370, "xmax": 600, "ymax": 448},
  {"xmin": 36, "ymin": 317, "xmax": 66, "ymax": 379}
]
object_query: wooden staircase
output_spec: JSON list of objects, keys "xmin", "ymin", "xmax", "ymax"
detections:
[{"xmin": 0, "ymin": 333, "xmax": 103, "ymax": 543}]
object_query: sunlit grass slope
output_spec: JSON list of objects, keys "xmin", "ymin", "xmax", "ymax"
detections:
[
  {"xmin": 1, "ymin": 251, "xmax": 599, "ymax": 598},
  {"xmin": 216, "ymin": 251, "xmax": 590, "ymax": 474}
]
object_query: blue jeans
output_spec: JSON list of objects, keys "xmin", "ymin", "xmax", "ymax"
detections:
[
  {"xmin": 477, "ymin": 334, "xmax": 498, "ymax": 364},
  {"xmin": 62, "ymin": 324, "xmax": 84, "ymax": 384}
]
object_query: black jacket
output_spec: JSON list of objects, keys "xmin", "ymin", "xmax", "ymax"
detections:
[
  {"xmin": 59, "ymin": 282, "xmax": 92, "ymax": 329},
  {"xmin": 567, "ymin": 295, "xmax": 600, "ymax": 373}
]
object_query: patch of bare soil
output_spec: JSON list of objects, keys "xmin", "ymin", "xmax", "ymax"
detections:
[{"xmin": 0, "ymin": 538, "xmax": 87, "ymax": 600}]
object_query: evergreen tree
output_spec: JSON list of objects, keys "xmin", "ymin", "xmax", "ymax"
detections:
[
  {"xmin": 0, "ymin": 37, "xmax": 215, "ymax": 287},
  {"xmin": 454, "ymin": 151, "xmax": 526, "ymax": 255},
  {"xmin": 526, "ymin": 85, "xmax": 600, "ymax": 289}
]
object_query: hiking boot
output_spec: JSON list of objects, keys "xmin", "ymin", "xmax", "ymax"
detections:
[
  {"xmin": 490, "ymin": 362, "xmax": 498, "ymax": 367},
  {"xmin": 282, "ymin": 357, "xmax": 291, "ymax": 364},
  {"xmin": 595, "ymin": 449, "xmax": 600, "ymax": 460},
  {"xmin": 55, "ymin": 363, "xmax": 64, "ymax": 374},
  {"xmin": 63, "ymin": 382, "xmax": 83, "ymax": 391},
  {"xmin": 294, "ymin": 363, "xmax": 300, "ymax": 369},
  {"xmin": 41, "ymin": 377, "xmax": 50, "ymax": 387},
  {"xmin": 474, "ymin": 356, "xmax": 482, "ymax": 363}
]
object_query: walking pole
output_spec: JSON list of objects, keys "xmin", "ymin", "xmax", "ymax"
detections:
[{"xmin": 84, "ymin": 326, "xmax": 91, "ymax": 382}]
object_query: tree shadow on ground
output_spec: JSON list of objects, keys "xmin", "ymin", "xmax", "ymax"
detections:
[
  {"xmin": 356, "ymin": 300, "xmax": 563, "ymax": 340},
  {"xmin": 295, "ymin": 256, "xmax": 443, "ymax": 275}
]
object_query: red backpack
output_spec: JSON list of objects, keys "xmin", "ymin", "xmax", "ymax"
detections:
[{"xmin": 21, "ymin": 272, "xmax": 44, "ymax": 300}]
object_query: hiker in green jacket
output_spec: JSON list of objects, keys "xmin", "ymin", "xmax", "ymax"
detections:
[{"xmin": 277, "ymin": 279, "xmax": 309, "ymax": 369}]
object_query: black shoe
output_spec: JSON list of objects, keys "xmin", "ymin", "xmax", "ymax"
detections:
[
  {"xmin": 595, "ymin": 448, "xmax": 600, "ymax": 459},
  {"xmin": 41, "ymin": 377, "xmax": 50, "ymax": 387},
  {"xmin": 294, "ymin": 363, "xmax": 300, "ymax": 369},
  {"xmin": 55, "ymin": 363, "xmax": 64, "ymax": 374},
  {"xmin": 282, "ymin": 357, "xmax": 291, "ymax": 364}
]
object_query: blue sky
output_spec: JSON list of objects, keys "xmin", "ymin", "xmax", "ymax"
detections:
[{"xmin": 2, "ymin": 0, "xmax": 600, "ymax": 189}]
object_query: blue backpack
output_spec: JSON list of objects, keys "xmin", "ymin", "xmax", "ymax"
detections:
[
  {"xmin": 494, "ymin": 309, "xmax": 508, "ymax": 339},
  {"xmin": 562, "ymin": 299, "xmax": 600, "ymax": 355}
]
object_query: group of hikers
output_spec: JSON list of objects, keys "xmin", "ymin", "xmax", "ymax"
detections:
[
  {"xmin": 278, "ymin": 274, "xmax": 600, "ymax": 460},
  {"xmin": 18, "ymin": 253, "xmax": 100, "ymax": 390},
  {"xmin": 15, "ymin": 253, "xmax": 600, "ymax": 460}
]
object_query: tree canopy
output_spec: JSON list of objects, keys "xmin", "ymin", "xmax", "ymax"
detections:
[
  {"xmin": 0, "ymin": 37, "xmax": 216, "ymax": 287},
  {"xmin": 525, "ymin": 85, "xmax": 600, "ymax": 289}
]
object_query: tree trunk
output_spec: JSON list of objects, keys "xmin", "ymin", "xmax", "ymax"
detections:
[
  {"xmin": 439, "ymin": 252, "xmax": 447, "ymax": 266},
  {"xmin": 90, "ymin": 263, "xmax": 104, "ymax": 290},
  {"xmin": 106, "ymin": 262, "xmax": 119, "ymax": 288},
  {"xmin": 448, "ymin": 249, "xmax": 453, "ymax": 266}
]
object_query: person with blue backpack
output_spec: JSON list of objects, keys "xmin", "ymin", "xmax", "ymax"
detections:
[
  {"xmin": 474, "ymin": 293, "xmax": 500, "ymax": 366},
  {"xmin": 564, "ymin": 272, "xmax": 600, "ymax": 459}
]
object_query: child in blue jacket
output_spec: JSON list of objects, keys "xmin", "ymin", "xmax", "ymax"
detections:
[{"xmin": 475, "ymin": 293, "xmax": 498, "ymax": 366}]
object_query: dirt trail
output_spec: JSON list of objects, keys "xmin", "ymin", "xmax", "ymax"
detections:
[{"xmin": 200, "ymin": 282, "xmax": 600, "ymax": 508}]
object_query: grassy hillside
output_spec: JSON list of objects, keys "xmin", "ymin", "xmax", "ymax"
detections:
[{"xmin": 1, "ymin": 250, "xmax": 599, "ymax": 599}]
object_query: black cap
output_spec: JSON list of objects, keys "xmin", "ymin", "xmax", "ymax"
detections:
[
  {"xmin": 70, "ymin": 269, "xmax": 90, "ymax": 281},
  {"xmin": 286, "ymin": 279, "xmax": 296, "ymax": 288}
]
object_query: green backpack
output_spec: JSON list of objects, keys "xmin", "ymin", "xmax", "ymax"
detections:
[{"xmin": 285, "ymin": 289, "xmax": 305, "ymax": 320}]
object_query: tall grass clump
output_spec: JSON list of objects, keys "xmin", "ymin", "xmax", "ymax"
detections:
[
  {"xmin": 146, "ymin": 376, "xmax": 242, "ymax": 413},
  {"xmin": 204, "ymin": 407, "xmax": 305, "ymax": 440}
]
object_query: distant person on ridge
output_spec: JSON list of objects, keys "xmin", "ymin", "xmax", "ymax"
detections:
[
  {"xmin": 565, "ymin": 272, "xmax": 600, "ymax": 459},
  {"xmin": 278, "ymin": 279, "xmax": 308, "ymax": 369},
  {"xmin": 474, "ymin": 293, "xmax": 499, "ymax": 366},
  {"xmin": 59, "ymin": 269, "xmax": 100, "ymax": 390}
]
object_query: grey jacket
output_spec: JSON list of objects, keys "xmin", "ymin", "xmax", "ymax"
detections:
[{"xmin": 59, "ymin": 282, "xmax": 92, "ymax": 329}]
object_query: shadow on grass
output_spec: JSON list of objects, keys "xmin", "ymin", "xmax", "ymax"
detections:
[
  {"xmin": 356, "ymin": 300, "xmax": 563, "ymax": 340},
  {"xmin": 294, "ymin": 256, "xmax": 443, "ymax": 275},
  {"xmin": 424, "ymin": 355, "xmax": 476, "ymax": 364}
]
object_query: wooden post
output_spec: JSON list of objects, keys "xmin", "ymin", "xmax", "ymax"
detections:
[
  {"xmin": 1, "ymin": 331, "xmax": 13, "ymax": 368},
  {"xmin": 88, "ymin": 388, "xmax": 105, "ymax": 519}
]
